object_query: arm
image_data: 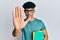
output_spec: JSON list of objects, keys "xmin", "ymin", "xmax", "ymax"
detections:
[
  {"xmin": 12, "ymin": 7, "xmax": 31, "ymax": 37},
  {"xmin": 12, "ymin": 28, "xmax": 21, "ymax": 37},
  {"xmin": 43, "ymin": 30, "xmax": 48, "ymax": 40}
]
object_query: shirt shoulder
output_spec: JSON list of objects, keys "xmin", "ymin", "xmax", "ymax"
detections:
[
  {"xmin": 35, "ymin": 18, "xmax": 43, "ymax": 23},
  {"xmin": 35, "ymin": 18, "xmax": 46, "ymax": 30}
]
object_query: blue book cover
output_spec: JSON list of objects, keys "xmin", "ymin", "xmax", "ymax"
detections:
[{"xmin": 33, "ymin": 31, "xmax": 44, "ymax": 40}]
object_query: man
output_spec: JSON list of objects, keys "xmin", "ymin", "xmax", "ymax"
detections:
[{"xmin": 12, "ymin": 1, "xmax": 48, "ymax": 40}]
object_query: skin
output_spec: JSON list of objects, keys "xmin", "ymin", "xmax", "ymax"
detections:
[{"xmin": 12, "ymin": 7, "xmax": 48, "ymax": 40}]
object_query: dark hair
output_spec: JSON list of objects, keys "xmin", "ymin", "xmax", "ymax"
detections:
[{"xmin": 22, "ymin": 1, "xmax": 36, "ymax": 9}]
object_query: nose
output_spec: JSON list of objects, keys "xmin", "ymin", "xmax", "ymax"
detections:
[{"xmin": 28, "ymin": 12, "xmax": 31, "ymax": 15}]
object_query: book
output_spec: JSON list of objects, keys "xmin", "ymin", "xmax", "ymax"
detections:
[{"xmin": 33, "ymin": 30, "xmax": 44, "ymax": 40}]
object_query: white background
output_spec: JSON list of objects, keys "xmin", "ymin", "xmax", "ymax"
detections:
[{"xmin": 0, "ymin": 0, "xmax": 60, "ymax": 40}]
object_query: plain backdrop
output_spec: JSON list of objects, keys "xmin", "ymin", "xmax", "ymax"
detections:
[{"xmin": 0, "ymin": 0, "xmax": 60, "ymax": 40}]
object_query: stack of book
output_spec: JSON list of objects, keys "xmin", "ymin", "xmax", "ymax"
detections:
[{"xmin": 33, "ymin": 30, "xmax": 44, "ymax": 40}]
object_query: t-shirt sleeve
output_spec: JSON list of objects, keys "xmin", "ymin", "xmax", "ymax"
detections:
[{"xmin": 41, "ymin": 20, "xmax": 46, "ymax": 30}]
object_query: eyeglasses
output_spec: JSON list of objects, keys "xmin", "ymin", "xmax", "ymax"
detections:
[{"xmin": 24, "ymin": 10, "xmax": 34, "ymax": 12}]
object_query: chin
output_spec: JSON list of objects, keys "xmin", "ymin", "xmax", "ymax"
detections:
[{"xmin": 26, "ymin": 15, "xmax": 33, "ymax": 18}]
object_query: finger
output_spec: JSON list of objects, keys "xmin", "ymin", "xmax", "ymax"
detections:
[
  {"xmin": 20, "ymin": 8, "xmax": 24, "ymax": 21},
  {"xmin": 12, "ymin": 10, "xmax": 15, "ymax": 19},
  {"xmin": 17, "ymin": 7, "xmax": 19, "ymax": 17},
  {"xmin": 19, "ymin": 7, "xmax": 23, "ymax": 18},
  {"xmin": 15, "ymin": 7, "xmax": 18, "ymax": 18},
  {"xmin": 18, "ymin": 7, "xmax": 20, "ymax": 18}
]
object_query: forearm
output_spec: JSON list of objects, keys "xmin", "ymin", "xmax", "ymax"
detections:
[
  {"xmin": 12, "ymin": 28, "xmax": 21, "ymax": 37},
  {"xmin": 44, "ymin": 34, "xmax": 48, "ymax": 40},
  {"xmin": 43, "ymin": 30, "xmax": 48, "ymax": 40}
]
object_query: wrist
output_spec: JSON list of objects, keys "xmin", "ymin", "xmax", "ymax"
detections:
[{"xmin": 15, "ymin": 28, "xmax": 21, "ymax": 32}]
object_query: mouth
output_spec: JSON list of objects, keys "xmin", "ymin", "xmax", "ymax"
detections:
[
  {"xmin": 27, "ymin": 15, "xmax": 32, "ymax": 17},
  {"xmin": 26, "ymin": 15, "xmax": 32, "ymax": 18}
]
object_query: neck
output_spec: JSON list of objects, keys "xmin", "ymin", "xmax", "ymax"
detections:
[{"xmin": 27, "ymin": 17, "xmax": 35, "ymax": 21}]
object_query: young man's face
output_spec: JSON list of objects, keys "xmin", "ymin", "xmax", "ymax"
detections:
[{"xmin": 24, "ymin": 8, "xmax": 35, "ymax": 18}]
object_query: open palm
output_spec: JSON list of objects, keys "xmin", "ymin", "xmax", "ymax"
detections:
[{"xmin": 12, "ymin": 7, "xmax": 30, "ymax": 30}]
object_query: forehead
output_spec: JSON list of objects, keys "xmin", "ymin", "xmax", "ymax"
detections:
[{"xmin": 25, "ymin": 8, "xmax": 34, "ymax": 10}]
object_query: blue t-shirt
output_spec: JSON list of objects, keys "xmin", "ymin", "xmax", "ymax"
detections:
[{"xmin": 22, "ymin": 18, "xmax": 46, "ymax": 40}]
